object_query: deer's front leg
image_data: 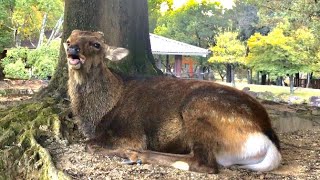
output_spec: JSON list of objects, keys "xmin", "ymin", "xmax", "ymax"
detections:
[
  {"xmin": 128, "ymin": 150, "xmax": 218, "ymax": 173},
  {"xmin": 86, "ymin": 143, "xmax": 140, "ymax": 161},
  {"xmin": 85, "ymin": 136, "xmax": 146, "ymax": 162}
]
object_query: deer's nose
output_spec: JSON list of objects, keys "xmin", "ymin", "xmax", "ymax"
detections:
[{"xmin": 68, "ymin": 45, "xmax": 80, "ymax": 56}]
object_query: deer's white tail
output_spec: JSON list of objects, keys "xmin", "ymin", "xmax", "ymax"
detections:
[{"xmin": 217, "ymin": 132, "xmax": 282, "ymax": 172}]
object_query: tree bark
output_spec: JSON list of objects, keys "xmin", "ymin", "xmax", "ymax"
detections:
[
  {"xmin": 39, "ymin": 0, "xmax": 160, "ymax": 98},
  {"xmin": 37, "ymin": 13, "xmax": 47, "ymax": 48},
  {"xmin": 0, "ymin": 50, "xmax": 7, "ymax": 80},
  {"xmin": 47, "ymin": 15, "xmax": 64, "ymax": 45},
  {"xmin": 247, "ymin": 68, "xmax": 252, "ymax": 84},
  {"xmin": 261, "ymin": 73, "xmax": 267, "ymax": 85},
  {"xmin": 256, "ymin": 71, "xmax": 260, "ymax": 85},
  {"xmin": 226, "ymin": 63, "xmax": 232, "ymax": 83},
  {"xmin": 306, "ymin": 73, "xmax": 311, "ymax": 88},
  {"xmin": 289, "ymin": 74, "xmax": 294, "ymax": 94},
  {"xmin": 277, "ymin": 76, "xmax": 284, "ymax": 86},
  {"xmin": 231, "ymin": 64, "xmax": 235, "ymax": 87}
]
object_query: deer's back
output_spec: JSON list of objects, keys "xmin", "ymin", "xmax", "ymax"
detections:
[{"xmin": 103, "ymin": 75, "xmax": 272, "ymax": 152}]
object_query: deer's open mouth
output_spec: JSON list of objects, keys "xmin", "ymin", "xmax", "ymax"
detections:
[{"xmin": 67, "ymin": 55, "xmax": 85, "ymax": 69}]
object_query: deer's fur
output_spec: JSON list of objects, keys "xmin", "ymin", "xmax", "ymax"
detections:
[{"xmin": 66, "ymin": 30, "xmax": 281, "ymax": 173}]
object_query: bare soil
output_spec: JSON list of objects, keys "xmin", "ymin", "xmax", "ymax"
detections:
[
  {"xmin": 1, "ymin": 80, "xmax": 320, "ymax": 180},
  {"xmin": 45, "ymin": 129, "xmax": 320, "ymax": 180}
]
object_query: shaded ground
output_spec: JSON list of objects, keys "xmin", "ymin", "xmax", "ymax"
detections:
[
  {"xmin": 0, "ymin": 79, "xmax": 47, "ymax": 108},
  {"xmin": 45, "ymin": 129, "xmax": 320, "ymax": 180},
  {"xmin": 1, "ymin": 80, "xmax": 319, "ymax": 179}
]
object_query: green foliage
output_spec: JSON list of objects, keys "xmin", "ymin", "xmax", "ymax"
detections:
[
  {"xmin": 12, "ymin": 0, "xmax": 63, "ymax": 39},
  {"xmin": 1, "ymin": 40, "xmax": 60, "ymax": 79},
  {"xmin": 225, "ymin": 1, "xmax": 260, "ymax": 41},
  {"xmin": 2, "ymin": 47, "xmax": 29, "ymax": 79},
  {"xmin": 154, "ymin": 0, "xmax": 229, "ymax": 47},
  {"xmin": 0, "ymin": 0, "xmax": 63, "ymax": 48},
  {"xmin": 245, "ymin": 0, "xmax": 320, "ymax": 48},
  {"xmin": 4, "ymin": 59, "xmax": 29, "ymax": 79},
  {"xmin": 209, "ymin": 32, "xmax": 246, "ymax": 65},
  {"xmin": 148, "ymin": 0, "xmax": 173, "ymax": 31},
  {"xmin": 28, "ymin": 40, "xmax": 60, "ymax": 79},
  {"xmin": 246, "ymin": 25, "xmax": 318, "ymax": 76},
  {"xmin": 246, "ymin": 0, "xmax": 319, "ymax": 28},
  {"xmin": 0, "ymin": 0, "xmax": 15, "ymax": 51}
]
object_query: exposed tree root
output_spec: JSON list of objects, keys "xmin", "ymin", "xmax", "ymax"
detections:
[{"xmin": 0, "ymin": 98, "xmax": 71, "ymax": 179}]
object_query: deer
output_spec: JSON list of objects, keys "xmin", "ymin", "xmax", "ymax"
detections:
[{"xmin": 65, "ymin": 30, "xmax": 281, "ymax": 173}]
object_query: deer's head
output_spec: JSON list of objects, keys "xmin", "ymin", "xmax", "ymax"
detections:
[{"xmin": 64, "ymin": 30, "xmax": 129, "ymax": 71}]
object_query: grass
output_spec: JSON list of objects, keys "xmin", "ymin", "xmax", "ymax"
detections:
[{"xmin": 217, "ymin": 82, "xmax": 320, "ymax": 104}]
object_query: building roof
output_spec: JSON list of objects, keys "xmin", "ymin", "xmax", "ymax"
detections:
[{"xmin": 150, "ymin": 33, "xmax": 210, "ymax": 57}]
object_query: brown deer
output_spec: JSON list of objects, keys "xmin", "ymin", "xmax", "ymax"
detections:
[{"xmin": 65, "ymin": 30, "xmax": 281, "ymax": 173}]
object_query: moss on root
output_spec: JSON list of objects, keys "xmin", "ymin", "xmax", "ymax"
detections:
[{"xmin": 0, "ymin": 98, "xmax": 71, "ymax": 179}]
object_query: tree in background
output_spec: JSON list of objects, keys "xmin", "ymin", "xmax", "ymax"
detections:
[
  {"xmin": 242, "ymin": 0, "xmax": 320, "ymax": 87},
  {"xmin": 148, "ymin": 0, "xmax": 173, "ymax": 32},
  {"xmin": 246, "ymin": 24, "xmax": 318, "ymax": 94},
  {"xmin": 246, "ymin": 0, "xmax": 320, "ymax": 31},
  {"xmin": 0, "ymin": 0, "xmax": 63, "ymax": 47},
  {"xmin": 0, "ymin": 0, "xmax": 15, "ymax": 51},
  {"xmin": 208, "ymin": 31, "xmax": 246, "ymax": 86},
  {"xmin": 154, "ymin": 0, "xmax": 229, "ymax": 47},
  {"xmin": 225, "ymin": 0, "xmax": 260, "ymax": 41}
]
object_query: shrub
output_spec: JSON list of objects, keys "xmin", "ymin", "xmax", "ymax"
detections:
[
  {"xmin": 1, "ymin": 40, "xmax": 60, "ymax": 79},
  {"xmin": 3, "ymin": 59, "xmax": 29, "ymax": 79},
  {"xmin": 28, "ymin": 40, "xmax": 60, "ymax": 79}
]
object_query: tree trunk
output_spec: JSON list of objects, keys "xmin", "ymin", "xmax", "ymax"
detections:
[
  {"xmin": 197, "ymin": 65, "xmax": 205, "ymax": 80},
  {"xmin": 247, "ymin": 68, "xmax": 252, "ymax": 84},
  {"xmin": 306, "ymin": 73, "xmax": 311, "ymax": 88},
  {"xmin": 0, "ymin": 50, "xmax": 7, "ymax": 80},
  {"xmin": 231, "ymin": 64, "xmax": 235, "ymax": 87},
  {"xmin": 37, "ymin": 13, "xmax": 47, "ymax": 48},
  {"xmin": 277, "ymin": 76, "xmax": 284, "ymax": 86},
  {"xmin": 261, "ymin": 73, "xmax": 266, "ymax": 85},
  {"xmin": 165, "ymin": 55, "xmax": 170, "ymax": 73},
  {"xmin": 39, "ymin": 0, "xmax": 160, "ymax": 98},
  {"xmin": 47, "ymin": 15, "xmax": 64, "ymax": 45},
  {"xmin": 294, "ymin": 73, "xmax": 299, "ymax": 87},
  {"xmin": 289, "ymin": 74, "xmax": 294, "ymax": 94},
  {"xmin": 226, "ymin": 63, "xmax": 232, "ymax": 83}
]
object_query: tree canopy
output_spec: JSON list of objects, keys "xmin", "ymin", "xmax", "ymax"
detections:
[
  {"xmin": 154, "ymin": 0, "xmax": 229, "ymax": 48},
  {"xmin": 246, "ymin": 24, "xmax": 318, "ymax": 76},
  {"xmin": 0, "ymin": 0, "xmax": 63, "ymax": 48},
  {"xmin": 209, "ymin": 31, "xmax": 246, "ymax": 65}
]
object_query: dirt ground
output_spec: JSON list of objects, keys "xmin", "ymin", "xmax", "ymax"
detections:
[
  {"xmin": 44, "ymin": 129, "xmax": 320, "ymax": 180},
  {"xmin": 1, "ymin": 80, "xmax": 320, "ymax": 179}
]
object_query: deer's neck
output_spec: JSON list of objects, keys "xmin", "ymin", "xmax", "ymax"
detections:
[{"xmin": 68, "ymin": 64, "xmax": 123, "ymax": 122}]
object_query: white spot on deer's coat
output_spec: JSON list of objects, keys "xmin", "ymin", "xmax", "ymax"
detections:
[{"xmin": 171, "ymin": 161, "xmax": 190, "ymax": 171}]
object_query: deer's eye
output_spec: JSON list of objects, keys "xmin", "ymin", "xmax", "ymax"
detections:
[{"xmin": 93, "ymin": 43, "xmax": 101, "ymax": 49}]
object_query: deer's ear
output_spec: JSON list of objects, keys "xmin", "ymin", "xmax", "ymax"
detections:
[{"xmin": 105, "ymin": 45, "xmax": 129, "ymax": 61}]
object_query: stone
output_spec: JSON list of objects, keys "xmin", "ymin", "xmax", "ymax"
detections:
[{"xmin": 309, "ymin": 96, "xmax": 320, "ymax": 107}]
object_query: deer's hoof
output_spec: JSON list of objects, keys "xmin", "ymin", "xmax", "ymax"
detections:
[{"xmin": 122, "ymin": 159, "xmax": 143, "ymax": 165}]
